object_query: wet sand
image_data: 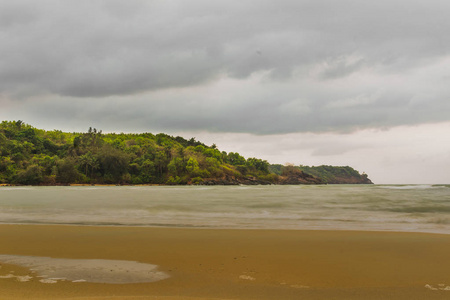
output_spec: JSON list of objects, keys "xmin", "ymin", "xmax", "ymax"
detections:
[{"xmin": 0, "ymin": 225, "xmax": 450, "ymax": 299}]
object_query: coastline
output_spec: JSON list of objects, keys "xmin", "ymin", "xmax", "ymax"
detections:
[
  {"xmin": 0, "ymin": 182, "xmax": 375, "ymax": 187},
  {"xmin": 1, "ymin": 225, "xmax": 450, "ymax": 299}
]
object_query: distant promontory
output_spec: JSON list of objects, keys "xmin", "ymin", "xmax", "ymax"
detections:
[{"xmin": 0, "ymin": 121, "xmax": 372, "ymax": 186}]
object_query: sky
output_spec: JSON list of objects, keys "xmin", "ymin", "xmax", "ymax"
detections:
[{"xmin": 1, "ymin": 0, "xmax": 449, "ymax": 184}]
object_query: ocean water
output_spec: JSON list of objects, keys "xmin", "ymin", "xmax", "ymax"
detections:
[{"xmin": 0, "ymin": 185, "xmax": 449, "ymax": 234}]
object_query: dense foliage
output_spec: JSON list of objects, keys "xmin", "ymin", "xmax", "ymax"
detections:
[
  {"xmin": 269, "ymin": 164, "xmax": 371, "ymax": 184},
  {"xmin": 296, "ymin": 165, "xmax": 371, "ymax": 184},
  {"xmin": 0, "ymin": 121, "xmax": 273, "ymax": 185},
  {"xmin": 0, "ymin": 121, "xmax": 373, "ymax": 185}
]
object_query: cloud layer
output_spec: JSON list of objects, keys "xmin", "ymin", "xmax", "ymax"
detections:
[{"xmin": 1, "ymin": 0, "xmax": 450, "ymax": 134}]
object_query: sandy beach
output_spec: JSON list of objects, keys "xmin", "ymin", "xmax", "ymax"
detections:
[{"xmin": 0, "ymin": 225, "xmax": 450, "ymax": 299}]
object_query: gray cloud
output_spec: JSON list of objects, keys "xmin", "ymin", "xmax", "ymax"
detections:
[{"xmin": 1, "ymin": 0, "xmax": 450, "ymax": 134}]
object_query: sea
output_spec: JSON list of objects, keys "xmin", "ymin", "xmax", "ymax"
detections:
[{"xmin": 0, "ymin": 184, "xmax": 449, "ymax": 234}]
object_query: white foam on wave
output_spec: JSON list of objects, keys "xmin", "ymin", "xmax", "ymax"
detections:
[
  {"xmin": 425, "ymin": 284, "xmax": 450, "ymax": 291},
  {"xmin": 379, "ymin": 185, "xmax": 434, "ymax": 190},
  {"xmin": 0, "ymin": 255, "xmax": 169, "ymax": 284},
  {"xmin": 0, "ymin": 187, "xmax": 33, "ymax": 191},
  {"xmin": 239, "ymin": 275, "xmax": 255, "ymax": 281},
  {"xmin": 0, "ymin": 274, "xmax": 32, "ymax": 282},
  {"xmin": 39, "ymin": 278, "xmax": 58, "ymax": 284}
]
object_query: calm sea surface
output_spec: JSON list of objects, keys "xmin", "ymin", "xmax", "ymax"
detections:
[{"xmin": 0, "ymin": 185, "xmax": 449, "ymax": 234}]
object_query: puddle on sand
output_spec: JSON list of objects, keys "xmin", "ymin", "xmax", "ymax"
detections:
[{"xmin": 0, "ymin": 255, "xmax": 169, "ymax": 284}]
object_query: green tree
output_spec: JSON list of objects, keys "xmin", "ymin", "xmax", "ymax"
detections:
[
  {"xmin": 56, "ymin": 158, "xmax": 81, "ymax": 183},
  {"xmin": 15, "ymin": 165, "xmax": 44, "ymax": 185},
  {"xmin": 78, "ymin": 152, "xmax": 99, "ymax": 179},
  {"xmin": 227, "ymin": 152, "xmax": 246, "ymax": 165},
  {"xmin": 186, "ymin": 157, "xmax": 200, "ymax": 175},
  {"xmin": 246, "ymin": 158, "xmax": 269, "ymax": 173},
  {"xmin": 98, "ymin": 147, "xmax": 130, "ymax": 182}
]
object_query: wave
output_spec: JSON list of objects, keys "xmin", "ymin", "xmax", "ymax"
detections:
[
  {"xmin": 386, "ymin": 206, "xmax": 450, "ymax": 213},
  {"xmin": 377, "ymin": 184, "xmax": 435, "ymax": 190},
  {"xmin": 427, "ymin": 218, "xmax": 450, "ymax": 225},
  {"xmin": 0, "ymin": 185, "xmax": 449, "ymax": 234},
  {"xmin": 432, "ymin": 184, "xmax": 450, "ymax": 188}
]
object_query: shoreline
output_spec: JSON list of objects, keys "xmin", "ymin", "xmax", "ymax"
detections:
[
  {"xmin": 1, "ymin": 225, "xmax": 450, "ymax": 299},
  {"xmin": 0, "ymin": 182, "xmax": 376, "ymax": 187},
  {"xmin": 0, "ymin": 222, "xmax": 449, "ymax": 236}
]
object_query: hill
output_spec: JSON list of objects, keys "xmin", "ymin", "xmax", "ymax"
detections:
[
  {"xmin": 298, "ymin": 165, "xmax": 373, "ymax": 184},
  {"xmin": 0, "ymin": 121, "xmax": 372, "ymax": 185},
  {"xmin": 269, "ymin": 164, "xmax": 373, "ymax": 184}
]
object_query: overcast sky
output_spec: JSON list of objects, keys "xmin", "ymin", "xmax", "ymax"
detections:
[{"xmin": 1, "ymin": 0, "xmax": 449, "ymax": 184}]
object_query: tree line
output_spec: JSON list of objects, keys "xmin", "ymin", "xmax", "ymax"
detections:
[
  {"xmin": 0, "ymin": 121, "xmax": 274, "ymax": 185},
  {"xmin": 0, "ymin": 121, "xmax": 372, "ymax": 185}
]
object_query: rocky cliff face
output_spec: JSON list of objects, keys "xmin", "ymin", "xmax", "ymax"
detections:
[
  {"xmin": 188, "ymin": 165, "xmax": 374, "ymax": 185},
  {"xmin": 278, "ymin": 171, "xmax": 324, "ymax": 185},
  {"xmin": 199, "ymin": 175, "xmax": 272, "ymax": 185},
  {"xmin": 325, "ymin": 175, "xmax": 373, "ymax": 184},
  {"xmin": 296, "ymin": 165, "xmax": 373, "ymax": 184},
  {"xmin": 199, "ymin": 171, "xmax": 324, "ymax": 185}
]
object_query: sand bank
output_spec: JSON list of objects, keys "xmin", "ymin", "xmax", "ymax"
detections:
[{"xmin": 0, "ymin": 225, "xmax": 450, "ymax": 299}]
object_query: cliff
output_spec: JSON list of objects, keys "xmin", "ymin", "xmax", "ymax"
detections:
[
  {"xmin": 269, "ymin": 164, "xmax": 372, "ymax": 184},
  {"xmin": 297, "ymin": 165, "xmax": 373, "ymax": 184}
]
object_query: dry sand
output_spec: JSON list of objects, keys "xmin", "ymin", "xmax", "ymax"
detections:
[{"xmin": 0, "ymin": 225, "xmax": 450, "ymax": 299}]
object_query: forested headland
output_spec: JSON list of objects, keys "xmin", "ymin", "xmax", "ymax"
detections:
[{"xmin": 0, "ymin": 121, "xmax": 372, "ymax": 185}]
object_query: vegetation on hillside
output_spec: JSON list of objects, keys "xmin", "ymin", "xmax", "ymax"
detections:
[
  {"xmin": 0, "ymin": 121, "xmax": 273, "ymax": 185},
  {"xmin": 0, "ymin": 121, "xmax": 372, "ymax": 185},
  {"xmin": 298, "ymin": 165, "xmax": 372, "ymax": 184},
  {"xmin": 270, "ymin": 164, "xmax": 372, "ymax": 184}
]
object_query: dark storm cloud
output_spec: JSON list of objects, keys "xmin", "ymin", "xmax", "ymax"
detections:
[{"xmin": 1, "ymin": 0, "xmax": 450, "ymax": 134}]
